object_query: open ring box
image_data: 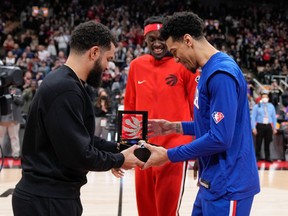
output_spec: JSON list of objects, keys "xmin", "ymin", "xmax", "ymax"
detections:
[{"xmin": 117, "ymin": 110, "xmax": 151, "ymax": 162}]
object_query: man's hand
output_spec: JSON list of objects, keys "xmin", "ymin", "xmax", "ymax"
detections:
[
  {"xmin": 148, "ymin": 119, "xmax": 182, "ymax": 138},
  {"xmin": 120, "ymin": 145, "xmax": 145, "ymax": 169},
  {"xmin": 141, "ymin": 143, "xmax": 169, "ymax": 170},
  {"xmin": 111, "ymin": 168, "xmax": 125, "ymax": 178},
  {"xmin": 252, "ymin": 128, "xmax": 257, "ymax": 135}
]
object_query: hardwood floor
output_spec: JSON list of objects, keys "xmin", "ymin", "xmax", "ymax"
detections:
[{"xmin": 1, "ymin": 164, "xmax": 288, "ymax": 216}]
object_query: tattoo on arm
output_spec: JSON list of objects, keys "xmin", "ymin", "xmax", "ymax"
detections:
[{"xmin": 175, "ymin": 123, "xmax": 182, "ymax": 133}]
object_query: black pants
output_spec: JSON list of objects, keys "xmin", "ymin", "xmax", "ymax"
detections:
[
  {"xmin": 255, "ymin": 123, "xmax": 273, "ymax": 160},
  {"xmin": 12, "ymin": 188, "xmax": 83, "ymax": 216}
]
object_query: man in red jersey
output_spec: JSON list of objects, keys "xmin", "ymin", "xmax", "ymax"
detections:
[{"xmin": 124, "ymin": 16, "xmax": 199, "ymax": 216}]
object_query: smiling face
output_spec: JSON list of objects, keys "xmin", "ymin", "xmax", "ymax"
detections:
[
  {"xmin": 166, "ymin": 36, "xmax": 198, "ymax": 73},
  {"xmin": 145, "ymin": 30, "xmax": 168, "ymax": 60}
]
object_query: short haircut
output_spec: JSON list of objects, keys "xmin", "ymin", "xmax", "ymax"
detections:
[
  {"xmin": 160, "ymin": 11, "xmax": 205, "ymax": 42},
  {"xmin": 144, "ymin": 16, "xmax": 164, "ymax": 27},
  {"xmin": 70, "ymin": 21, "xmax": 117, "ymax": 54}
]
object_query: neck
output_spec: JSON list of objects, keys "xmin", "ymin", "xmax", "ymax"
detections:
[
  {"xmin": 196, "ymin": 39, "xmax": 219, "ymax": 67},
  {"xmin": 65, "ymin": 54, "xmax": 88, "ymax": 81}
]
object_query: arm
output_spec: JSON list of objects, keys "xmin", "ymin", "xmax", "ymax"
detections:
[
  {"xmin": 44, "ymin": 92, "xmax": 131, "ymax": 171},
  {"xmin": 143, "ymin": 72, "xmax": 239, "ymax": 169},
  {"xmin": 181, "ymin": 121, "xmax": 195, "ymax": 135},
  {"xmin": 93, "ymin": 136, "xmax": 118, "ymax": 153},
  {"xmin": 12, "ymin": 88, "xmax": 24, "ymax": 106},
  {"xmin": 168, "ymin": 72, "xmax": 238, "ymax": 162},
  {"xmin": 147, "ymin": 119, "xmax": 195, "ymax": 138}
]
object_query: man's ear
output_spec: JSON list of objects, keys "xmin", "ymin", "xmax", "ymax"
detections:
[
  {"xmin": 183, "ymin": 34, "xmax": 193, "ymax": 47},
  {"xmin": 90, "ymin": 46, "xmax": 100, "ymax": 60}
]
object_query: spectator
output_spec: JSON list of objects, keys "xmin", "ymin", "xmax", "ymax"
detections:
[
  {"xmin": 47, "ymin": 39, "xmax": 57, "ymax": 59},
  {"xmin": 16, "ymin": 52, "xmax": 30, "ymax": 70},
  {"xmin": 114, "ymin": 41, "xmax": 127, "ymax": 68},
  {"xmin": 248, "ymin": 94, "xmax": 256, "ymax": 116},
  {"xmin": 19, "ymin": 31, "xmax": 32, "ymax": 51},
  {"xmin": 21, "ymin": 70, "xmax": 33, "ymax": 90},
  {"xmin": 246, "ymin": 73, "xmax": 255, "ymax": 97},
  {"xmin": 29, "ymin": 52, "xmax": 41, "ymax": 74},
  {"xmin": 3, "ymin": 34, "xmax": 15, "ymax": 53},
  {"xmin": 269, "ymin": 79, "xmax": 283, "ymax": 111},
  {"xmin": 22, "ymin": 79, "xmax": 37, "ymax": 119},
  {"xmin": 94, "ymin": 89, "xmax": 112, "ymax": 140},
  {"xmin": 53, "ymin": 27, "xmax": 70, "ymax": 56},
  {"xmin": 251, "ymin": 90, "xmax": 277, "ymax": 162},
  {"xmin": 38, "ymin": 61, "xmax": 50, "ymax": 75},
  {"xmin": 4, "ymin": 51, "xmax": 16, "ymax": 66},
  {"xmin": 11, "ymin": 43, "xmax": 23, "ymax": 59},
  {"xmin": 23, "ymin": 46, "xmax": 34, "ymax": 59},
  {"xmin": 0, "ymin": 86, "xmax": 23, "ymax": 159},
  {"xmin": 51, "ymin": 50, "xmax": 67, "ymax": 71},
  {"xmin": 37, "ymin": 44, "xmax": 50, "ymax": 62}
]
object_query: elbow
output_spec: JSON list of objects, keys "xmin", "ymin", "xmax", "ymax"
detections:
[{"xmin": 209, "ymin": 131, "xmax": 232, "ymax": 152}]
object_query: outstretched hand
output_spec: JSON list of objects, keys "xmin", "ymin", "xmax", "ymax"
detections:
[
  {"xmin": 121, "ymin": 145, "xmax": 145, "ymax": 170},
  {"xmin": 141, "ymin": 143, "xmax": 169, "ymax": 170},
  {"xmin": 148, "ymin": 119, "xmax": 181, "ymax": 138}
]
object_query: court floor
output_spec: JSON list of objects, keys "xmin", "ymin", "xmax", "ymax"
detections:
[{"xmin": 0, "ymin": 161, "xmax": 288, "ymax": 216}]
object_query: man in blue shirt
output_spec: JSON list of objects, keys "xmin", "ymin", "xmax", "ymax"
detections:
[
  {"xmin": 251, "ymin": 90, "xmax": 277, "ymax": 162},
  {"xmin": 142, "ymin": 11, "xmax": 260, "ymax": 216}
]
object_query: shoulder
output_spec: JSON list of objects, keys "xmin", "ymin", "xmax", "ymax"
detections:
[
  {"xmin": 41, "ymin": 66, "xmax": 81, "ymax": 96},
  {"xmin": 130, "ymin": 54, "xmax": 152, "ymax": 65},
  {"xmin": 252, "ymin": 103, "xmax": 259, "ymax": 108},
  {"xmin": 268, "ymin": 103, "xmax": 275, "ymax": 108}
]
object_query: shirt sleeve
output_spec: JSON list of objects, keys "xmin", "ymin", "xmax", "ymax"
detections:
[
  {"xmin": 168, "ymin": 72, "xmax": 238, "ymax": 162},
  {"xmin": 45, "ymin": 91, "xmax": 124, "ymax": 171},
  {"xmin": 93, "ymin": 136, "xmax": 118, "ymax": 153},
  {"xmin": 181, "ymin": 121, "xmax": 195, "ymax": 135}
]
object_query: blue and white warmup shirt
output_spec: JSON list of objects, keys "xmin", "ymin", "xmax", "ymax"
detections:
[{"xmin": 167, "ymin": 52, "xmax": 260, "ymax": 200}]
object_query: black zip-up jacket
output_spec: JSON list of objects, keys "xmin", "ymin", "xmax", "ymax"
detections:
[{"xmin": 16, "ymin": 65, "xmax": 124, "ymax": 198}]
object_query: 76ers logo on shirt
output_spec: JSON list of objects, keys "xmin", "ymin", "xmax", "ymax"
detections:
[{"xmin": 212, "ymin": 112, "xmax": 224, "ymax": 124}]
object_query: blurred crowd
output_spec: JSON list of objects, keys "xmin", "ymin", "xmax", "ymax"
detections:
[{"xmin": 0, "ymin": 0, "xmax": 288, "ymax": 139}]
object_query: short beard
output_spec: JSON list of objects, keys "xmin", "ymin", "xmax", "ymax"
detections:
[
  {"xmin": 86, "ymin": 58, "xmax": 103, "ymax": 88},
  {"xmin": 189, "ymin": 67, "xmax": 197, "ymax": 73}
]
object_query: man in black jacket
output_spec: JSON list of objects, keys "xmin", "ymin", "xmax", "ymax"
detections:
[{"xmin": 12, "ymin": 21, "xmax": 144, "ymax": 216}]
